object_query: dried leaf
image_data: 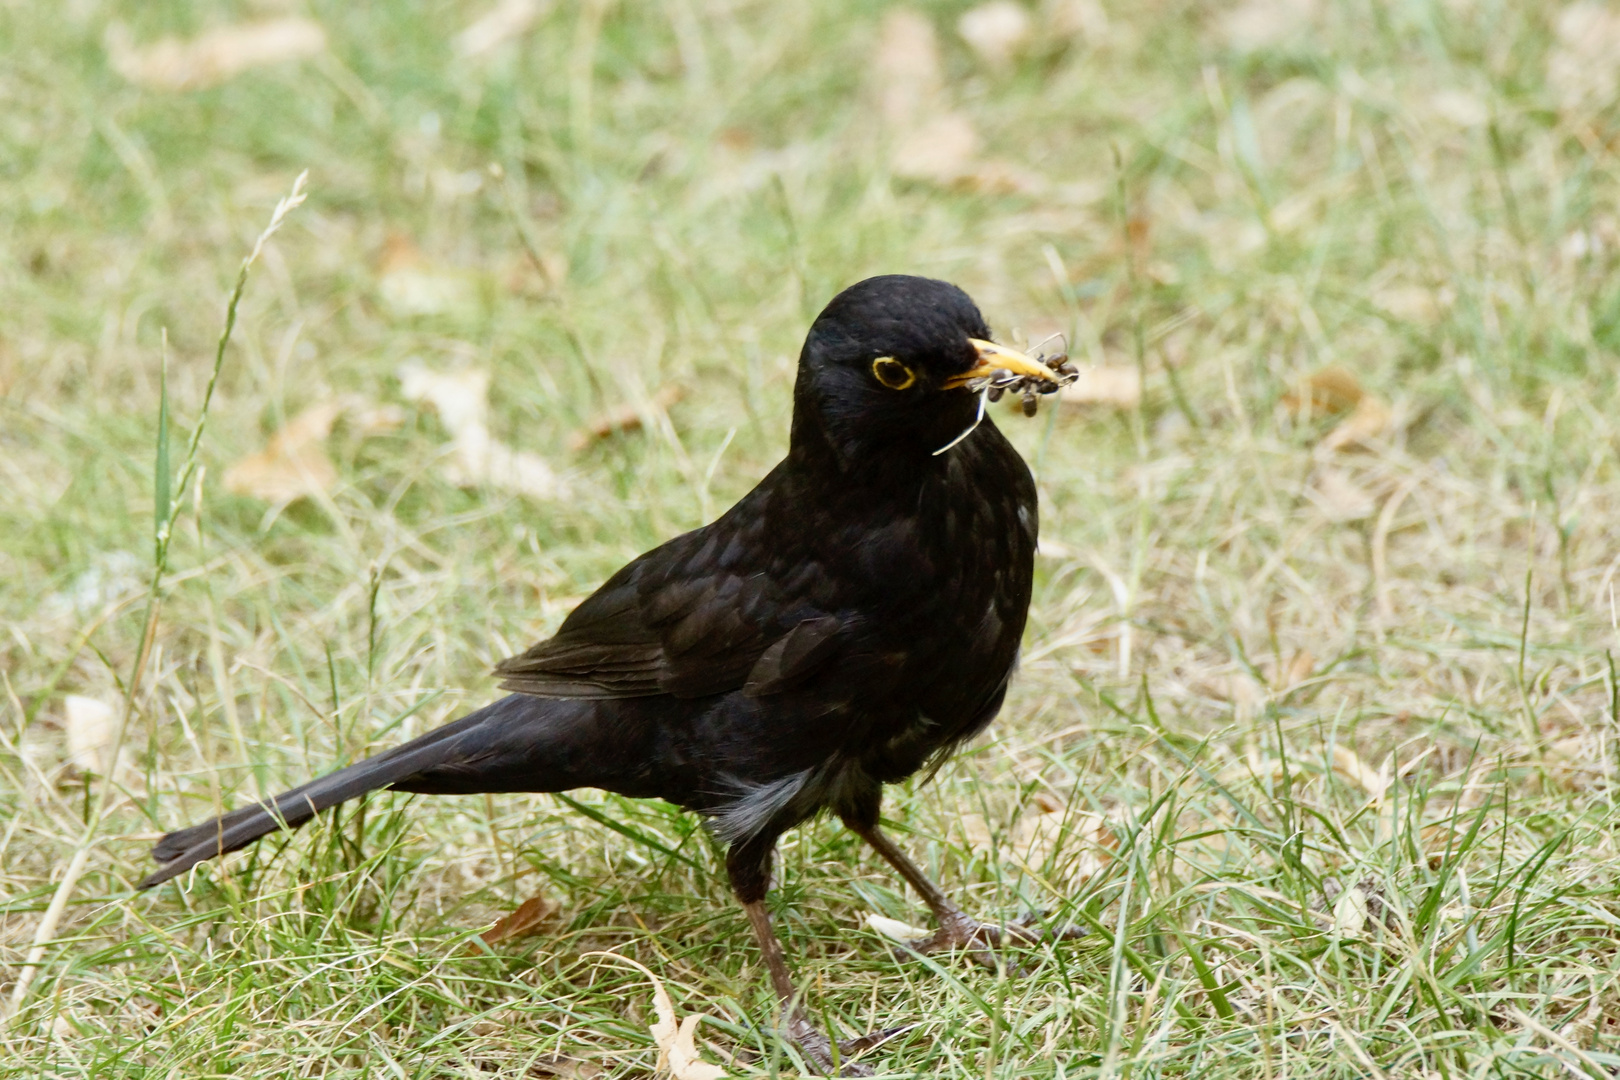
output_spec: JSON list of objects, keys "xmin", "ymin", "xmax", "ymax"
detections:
[
  {"xmin": 874, "ymin": 9, "xmax": 1043, "ymax": 193},
  {"xmin": 63, "ymin": 695, "xmax": 120, "ymax": 777},
  {"xmin": 891, "ymin": 113, "xmax": 981, "ymax": 183},
  {"xmin": 585, "ymin": 954, "xmax": 726, "ymax": 1080},
  {"xmin": 1031, "ymin": 790, "xmax": 1064, "ymax": 814},
  {"xmin": 1332, "ymin": 745, "xmax": 1390, "ymax": 800},
  {"xmin": 567, "ymin": 385, "xmax": 686, "ymax": 453},
  {"xmin": 447, "ymin": 427, "xmax": 567, "ymax": 500},
  {"xmin": 398, "ymin": 365, "xmax": 490, "ymax": 436},
  {"xmin": 480, "ymin": 895, "xmax": 559, "ymax": 946},
  {"xmin": 399, "ymin": 362, "xmax": 569, "ymax": 501},
  {"xmin": 455, "ymin": 0, "xmax": 553, "ymax": 59},
  {"xmin": 1060, "ymin": 366, "xmax": 1141, "ymax": 409},
  {"xmin": 1319, "ymin": 395, "xmax": 1391, "ymax": 452},
  {"xmin": 874, "ymin": 10, "xmax": 945, "ymax": 127},
  {"xmin": 669, "ymin": 1014, "xmax": 726, "ymax": 1080},
  {"xmin": 376, "ymin": 236, "xmax": 474, "ymax": 317},
  {"xmin": 1279, "ymin": 649, "xmax": 1315, "ymax": 690},
  {"xmin": 107, "ymin": 18, "xmax": 326, "ymax": 92},
  {"xmin": 866, "ymin": 914, "xmax": 931, "ymax": 942},
  {"xmin": 1280, "ymin": 366, "xmax": 1363, "ymax": 418},
  {"xmin": 1331, "ymin": 885, "xmax": 1369, "ymax": 939},
  {"xmin": 958, "ymin": 1, "xmax": 1034, "ymax": 69},
  {"xmin": 223, "ymin": 399, "xmax": 346, "ymax": 504}
]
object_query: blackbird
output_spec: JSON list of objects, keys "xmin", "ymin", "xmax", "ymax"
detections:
[{"xmin": 141, "ymin": 274, "xmax": 1069, "ymax": 1074}]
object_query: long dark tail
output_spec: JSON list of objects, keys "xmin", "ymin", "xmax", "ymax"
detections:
[{"xmin": 139, "ymin": 694, "xmax": 610, "ymax": 889}]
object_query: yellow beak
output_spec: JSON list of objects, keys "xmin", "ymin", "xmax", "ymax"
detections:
[{"xmin": 943, "ymin": 339, "xmax": 1063, "ymax": 390}]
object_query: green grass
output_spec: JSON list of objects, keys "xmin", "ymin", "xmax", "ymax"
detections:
[{"xmin": 4, "ymin": 0, "xmax": 1620, "ymax": 1076}]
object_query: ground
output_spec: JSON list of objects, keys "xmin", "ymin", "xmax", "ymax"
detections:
[{"xmin": 3, "ymin": 0, "xmax": 1619, "ymax": 1077}]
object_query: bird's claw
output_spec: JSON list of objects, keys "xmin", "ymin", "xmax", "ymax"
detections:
[
  {"xmin": 785, "ymin": 1014, "xmax": 912, "ymax": 1076},
  {"xmin": 898, "ymin": 911, "xmax": 1083, "ymax": 974}
]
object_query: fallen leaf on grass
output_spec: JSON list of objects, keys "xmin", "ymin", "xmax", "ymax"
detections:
[
  {"xmin": 1059, "ymin": 366, "xmax": 1140, "ymax": 409},
  {"xmin": 224, "ymin": 399, "xmax": 344, "ymax": 504},
  {"xmin": 1319, "ymin": 395, "xmax": 1391, "ymax": 452},
  {"xmin": 455, "ymin": 0, "xmax": 553, "ymax": 59},
  {"xmin": 1030, "ymin": 790, "xmax": 1064, "ymax": 814},
  {"xmin": 376, "ymin": 235, "xmax": 475, "ymax": 317},
  {"xmin": 480, "ymin": 895, "xmax": 560, "ymax": 946},
  {"xmin": 891, "ymin": 113, "xmax": 981, "ymax": 183},
  {"xmin": 1277, "ymin": 649, "xmax": 1315, "ymax": 691},
  {"xmin": 63, "ymin": 695, "xmax": 121, "ymax": 777},
  {"xmin": 874, "ymin": 10, "xmax": 1043, "ymax": 193},
  {"xmin": 223, "ymin": 396, "xmax": 403, "ymax": 504},
  {"xmin": 584, "ymin": 954, "xmax": 727, "ymax": 1080},
  {"xmin": 106, "ymin": 18, "xmax": 326, "ymax": 92},
  {"xmin": 1280, "ymin": 365, "xmax": 1363, "ymax": 419},
  {"xmin": 958, "ymin": 1, "xmax": 1034, "ymax": 69},
  {"xmin": 1330, "ymin": 884, "xmax": 1369, "ymax": 939},
  {"xmin": 1331, "ymin": 745, "xmax": 1389, "ymax": 801},
  {"xmin": 875, "ymin": 10, "xmax": 945, "ymax": 128},
  {"xmin": 567, "ymin": 385, "xmax": 686, "ymax": 452},
  {"xmin": 399, "ymin": 362, "xmax": 568, "ymax": 500},
  {"xmin": 1280, "ymin": 367, "xmax": 1392, "ymax": 453}
]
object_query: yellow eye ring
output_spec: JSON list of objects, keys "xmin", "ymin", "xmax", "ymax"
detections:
[{"xmin": 872, "ymin": 357, "xmax": 915, "ymax": 390}]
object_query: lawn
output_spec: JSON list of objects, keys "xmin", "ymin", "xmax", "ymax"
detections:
[{"xmin": 3, "ymin": 0, "xmax": 1619, "ymax": 1077}]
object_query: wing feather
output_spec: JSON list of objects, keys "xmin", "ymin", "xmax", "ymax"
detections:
[{"xmin": 494, "ymin": 513, "xmax": 844, "ymax": 701}]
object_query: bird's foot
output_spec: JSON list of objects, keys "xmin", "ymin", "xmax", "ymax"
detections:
[
  {"xmin": 784, "ymin": 1013, "xmax": 912, "ymax": 1076},
  {"xmin": 900, "ymin": 911, "xmax": 1083, "ymax": 973}
]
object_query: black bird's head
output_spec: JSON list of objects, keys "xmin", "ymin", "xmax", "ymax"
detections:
[{"xmin": 792, "ymin": 275, "xmax": 1058, "ymax": 466}]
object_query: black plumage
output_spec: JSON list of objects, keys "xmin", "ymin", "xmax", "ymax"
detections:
[{"xmin": 142, "ymin": 274, "xmax": 1072, "ymax": 1074}]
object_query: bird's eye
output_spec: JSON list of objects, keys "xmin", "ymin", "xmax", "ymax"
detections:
[{"xmin": 871, "ymin": 357, "xmax": 916, "ymax": 390}]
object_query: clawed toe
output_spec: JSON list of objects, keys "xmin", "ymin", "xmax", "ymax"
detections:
[
  {"xmin": 785, "ymin": 1015, "xmax": 910, "ymax": 1076},
  {"xmin": 896, "ymin": 912, "xmax": 1083, "ymax": 973}
]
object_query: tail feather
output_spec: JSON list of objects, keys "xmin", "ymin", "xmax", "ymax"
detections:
[
  {"xmin": 138, "ymin": 741, "xmax": 453, "ymax": 888},
  {"xmin": 141, "ymin": 693, "xmax": 666, "ymax": 889},
  {"xmin": 139, "ymin": 699, "xmax": 531, "ymax": 889}
]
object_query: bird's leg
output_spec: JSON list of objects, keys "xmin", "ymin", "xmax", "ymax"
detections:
[
  {"xmin": 849, "ymin": 822, "xmax": 1081, "ymax": 970},
  {"xmin": 740, "ymin": 899, "xmax": 908, "ymax": 1076},
  {"xmin": 731, "ymin": 837, "xmax": 904, "ymax": 1076}
]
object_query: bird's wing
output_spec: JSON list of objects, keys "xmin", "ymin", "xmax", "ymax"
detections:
[{"xmin": 493, "ymin": 514, "xmax": 842, "ymax": 701}]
